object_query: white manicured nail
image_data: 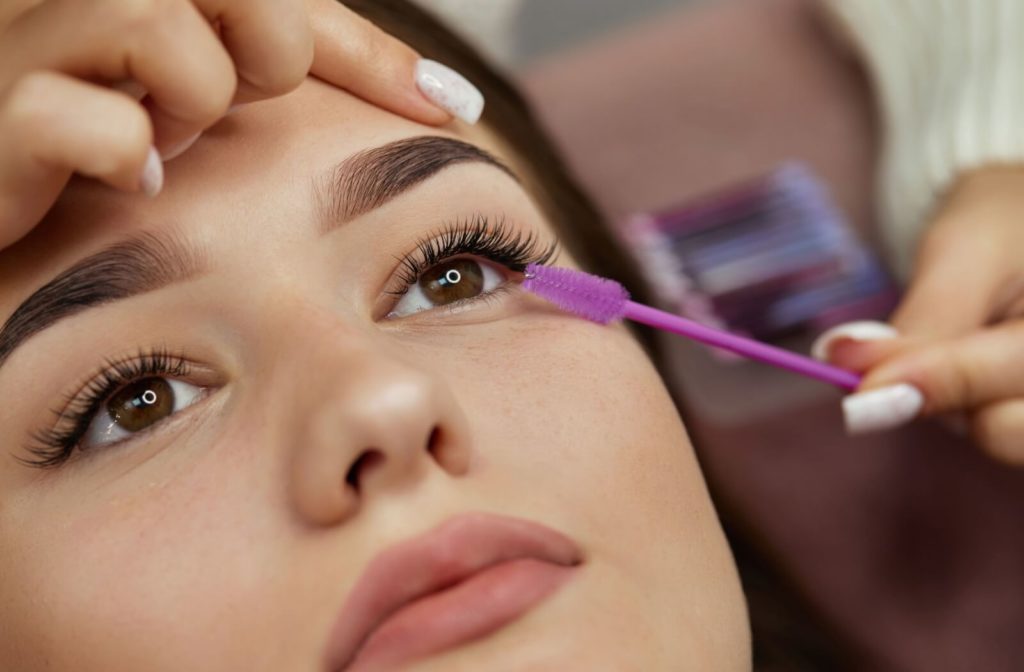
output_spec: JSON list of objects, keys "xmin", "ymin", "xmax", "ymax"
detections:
[
  {"xmin": 415, "ymin": 59, "xmax": 484, "ymax": 124},
  {"xmin": 843, "ymin": 383, "xmax": 924, "ymax": 435},
  {"xmin": 811, "ymin": 320, "xmax": 899, "ymax": 361},
  {"xmin": 140, "ymin": 145, "xmax": 163, "ymax": 197},
  {"xmin": 161, "ymin": 132, "xmax": 201, "ymax": 162}
]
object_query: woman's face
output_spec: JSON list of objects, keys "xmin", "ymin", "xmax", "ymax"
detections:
[{"xmin": 0, "ymin": 79, "xmax": 748, "ymax": 671}]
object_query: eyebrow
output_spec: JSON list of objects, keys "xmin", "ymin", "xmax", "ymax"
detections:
[
  {"xmin": 0, "ymin": 136, "xmax": 514, "ymax": 370},
  {"xmin": 314, "ymin": 135, "xmax": 514, "ymax": 229},
  {"xmin": 0, "ymin": 232, "xmax": 205, "ymax": 369}
]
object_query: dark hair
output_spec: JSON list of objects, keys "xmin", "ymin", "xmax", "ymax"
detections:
[{"xmin": 345, "ymin": 1, "xmax": 861, "ymax": 668}]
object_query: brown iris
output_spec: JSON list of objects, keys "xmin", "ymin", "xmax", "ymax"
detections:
[
  {"xmin": 106, "ymin": 378, "xmax": 175, "ymax": 433},
  {"xmin": 419, "ymin": 258, "xmax": 485, "ymax": 306}
]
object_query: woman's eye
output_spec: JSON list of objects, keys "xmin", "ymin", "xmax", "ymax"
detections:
[
  {"xmin": 390, "ymin": 258, "xmax": 505, "ymax": 317},
  {"xmin": 83, "ymin": 377, "xmax": 204, "ymax": 449}
]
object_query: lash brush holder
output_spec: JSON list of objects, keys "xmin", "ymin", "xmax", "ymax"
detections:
[{"xmin": 618, "ymin": 163, "xmax": 898, "ymax": 352}]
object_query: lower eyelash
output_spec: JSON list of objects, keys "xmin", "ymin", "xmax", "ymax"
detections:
[
  {"xmin": 21, "ymin": 221, "xmax": 555, "ymax": 467},
  {"xmin": 21, "ymin": 348, "xmax": 190, "ymax": 469},
  {"xmin": 388, "ymin": 214, "xmax": 558, "ymax": 297}
]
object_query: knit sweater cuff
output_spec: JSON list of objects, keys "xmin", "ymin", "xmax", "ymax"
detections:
[{"xmin": 821, "ymin": 0, "xmax": 1024, "ymax": 278}]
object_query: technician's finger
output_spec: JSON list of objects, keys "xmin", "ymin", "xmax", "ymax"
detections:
[
  {"xmin": 0, "ymin": 0, "xmax": 41, "ymax": 27},
  {"xmin": 841, "ymin": 320, "xmax": 1024, "ymax": 434},
  {"xmin": 811, "ymin": 218, "xmax": 1012, "ymax": 372},
  {"xmin": 306, "ymin": 0, "xmax": 483, "ymax": 125},
  {"xmin": 971, "ymin": 399, "xmax": 1024, "ymax": 466},
  {"xmin": 889, "ymin": 222, "xmax": 1006, "ymax": 339},
  {"xmin": 0, "ymin": 71, "xmax": 157, "ymax": 249},
  {"xmin": 2, "ymin": 0, "xmax": 236, "ymax": 155},
  {"xmin": 810, "ymin": 320, "xmax": 902, "ymax": 371},
  {"xmin": 193, "ymin": 0, "xmax": 314, "ymax": 104}
]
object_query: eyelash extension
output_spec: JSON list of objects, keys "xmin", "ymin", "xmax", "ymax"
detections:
[
  {"xmin": 22, "ymin": 348, "xmax": 191, "ymax": 470},
  {"xmin": 20, "ymin": 221, "xmax": 551, "ymax": 467},
  {"xmin": 388, "ymin": 214, "xmax": 559, "ymax": 297}
]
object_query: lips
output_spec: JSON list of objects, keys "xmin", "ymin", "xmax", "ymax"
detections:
[{"xmin": 322, "ymin": 512, "xmax": 584, "ymax": 671}]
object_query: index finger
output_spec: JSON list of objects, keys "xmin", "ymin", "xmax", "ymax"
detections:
[
  {"xmin": 194, "ymin": 0, "xmax": 314, "ymax": 103},
  {"xmin": 305, "ymin": 0, "xmax": 483, "ymax": 125},
  {"xmin": 861, "ymin": 320, "xmax": 1024, "ymax": 415}
]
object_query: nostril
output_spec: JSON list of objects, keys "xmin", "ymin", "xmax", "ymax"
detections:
[
  {"xmin": 344, "ymin": 427, "xmax": 448, "ymax": 493},
  {"xmin": 346, "ymin": 449, "xmax": 384, "ymax": 491},
  {"xmin": 426, "ymin": 427, "xmax": 442, "ymax": 458}
]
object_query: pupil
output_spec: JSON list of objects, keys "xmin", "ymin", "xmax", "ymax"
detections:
[
  {"xmin": 420, "ymin": 259, "xmax": 484, "ymax": 305},
  {"xmin": 107, "ymin": 378, "xmax": 175, "ymax": 433}
]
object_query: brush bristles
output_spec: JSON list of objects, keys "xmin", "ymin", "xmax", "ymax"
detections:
[{"xmin": 522, "ymin": 264, "xmax": 630, "ymax": 324}]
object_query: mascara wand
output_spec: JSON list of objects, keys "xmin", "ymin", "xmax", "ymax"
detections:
[{"xmin": 522, "ymin": 264, "xmax": 861, "ymax": 391}]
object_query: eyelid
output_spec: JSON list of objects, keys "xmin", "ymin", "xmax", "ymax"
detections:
[
  {"xmin": 63, "ymin": 382, "xmax": 220, "ymax": 471},
  {"xmin": 22, "ymin": 350, "xmax": 223, "ymax": 470},
  {"xmin": 378, "ymin": 214, "xmax": 558, "ymax": 318}
]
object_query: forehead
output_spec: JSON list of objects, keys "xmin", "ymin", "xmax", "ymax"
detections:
[{"xmin": 0, "ymin": 78, "xmax": 508, "ymax": 311}]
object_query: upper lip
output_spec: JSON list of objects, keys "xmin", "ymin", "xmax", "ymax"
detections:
[{"xmin": 322, "ymin": 512, "xmax": 584, "ymax": 670}]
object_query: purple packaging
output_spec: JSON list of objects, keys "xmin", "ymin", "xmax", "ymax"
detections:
[{"xmin": 618, "ymin": 163, "xmax": 899, "ymax": 344}]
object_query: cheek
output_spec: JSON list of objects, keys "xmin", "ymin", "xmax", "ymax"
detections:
[
  {"xmin": 0, "ymin": 428, "xmax": 295, "ymax": 670},
  {"xmin": 437, "ymin": 317, "xmax": 747, "ymax": 661},
  {"xmin": 441, "ymin": 317, "xmax": 721, "ymax": 564}
]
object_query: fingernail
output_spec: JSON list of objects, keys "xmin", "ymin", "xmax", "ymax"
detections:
[
  {"xmin": 161, "ymin": 132, "xmax": 202, "ymax": 162},
  {"xmin": 415, "ymin": 59, "xmax": 484, "ymax": 124},
  {"xmin": 226, "ymin": 103, "xmax": 247, "ymax": 115},
  {"xmin": 140, "ymin": 145, "xmax": 163, "ymax": 197},
  {"xmin": 843, "ymin": 383, "xmax": 924, "ymax": 435},
  {"xmin": 811, "ymin": 320, "xmax": 899, "ymax": 361}
]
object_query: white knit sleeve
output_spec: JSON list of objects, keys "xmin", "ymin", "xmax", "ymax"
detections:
[{"xmin": 819, "ymin": 1, "xmax": 1024, "ymax": 279}]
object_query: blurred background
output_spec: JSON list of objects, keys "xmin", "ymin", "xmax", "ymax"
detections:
[
  {"xmin": 415, "ymin": 1, "xmax": 1024, "ymax": 671},
  {"xmin": 420, "ymin": 0, "xmax": 705, "ymax": 66}
]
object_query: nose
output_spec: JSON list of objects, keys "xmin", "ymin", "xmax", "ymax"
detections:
[{"xmin": 284, "ymin": 332, "xmax": 473, "ymax": 527}]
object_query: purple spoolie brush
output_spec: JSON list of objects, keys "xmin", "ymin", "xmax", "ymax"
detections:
[{"xmin": 522, "ymin": 264, "xmax": 861, "ymax": 391}]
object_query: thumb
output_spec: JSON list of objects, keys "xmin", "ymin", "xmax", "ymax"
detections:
[
  {"xmin": 888, "ymin": 195, "xmax": 1009, "ymax": 340},
  {"xmin": 841, "ymin": 320, "xmax": 1024, "ymax": 435},
  {"xmin": 861, "ymin": 320, "xmax": 1024, "ymax": 415},
  {"xmin": 810, "ymin": 320, "xmax": 903, "ymax": 372},
  {"xmin": 811, "ymin": 211, "xmax": 1006, "ymax": 371}
]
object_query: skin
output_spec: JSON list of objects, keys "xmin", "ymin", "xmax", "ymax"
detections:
[
  {"xmin": 0, "ymin": 79, "xmax": 749, "ymax": 671},
  {"xmin": 827, "ymin": 167, "xmax": 1024, "ymax": 461},
  {"xmin": 0, "ymin": 0, "xmax": 451, "ymax": 246}
]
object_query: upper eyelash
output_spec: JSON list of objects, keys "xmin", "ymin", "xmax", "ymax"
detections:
[
  {"xmin": 387, "ymin": 214, "xmax": 558, "ymax": 297},
  {"xmin": 21, "ymin": 348, "xmax": 190, "ymax": 470},
  {"xmin": 20, "ymin": 219, "xmax": 553, "ymax": 468}
]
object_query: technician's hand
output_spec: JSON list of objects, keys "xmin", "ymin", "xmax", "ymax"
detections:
[
  {"xmin": 0, "ymin": 0, "xmax": 482, "ymax": 250},
  {"xmin": 811, "ymin": 167, "xmax": 1024, "ymax": 464}
]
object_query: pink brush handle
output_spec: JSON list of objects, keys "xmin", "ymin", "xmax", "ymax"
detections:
[{"xmin": 624, "ymin": 301, "xmax": 861, "ymax": 391}]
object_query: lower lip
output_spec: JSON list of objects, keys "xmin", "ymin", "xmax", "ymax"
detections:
[{"xmin": 345, "ymin": 558, "xmax": 578, "ymax": 671}]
